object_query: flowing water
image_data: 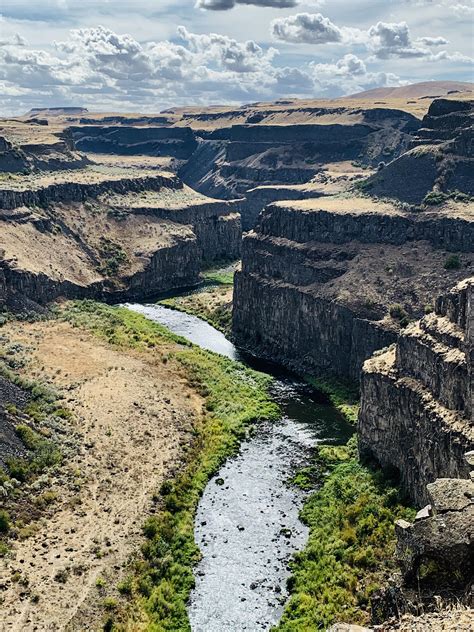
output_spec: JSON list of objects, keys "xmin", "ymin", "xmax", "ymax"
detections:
[{"xmin": 125, "ymin": 303, "xmax": 353, "ymax": 632}]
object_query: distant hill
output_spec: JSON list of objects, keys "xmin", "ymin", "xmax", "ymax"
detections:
[
  {"xmin": 346, "ymin": 81, "xmax": 474, "ymax": 100},
  {"xmin": 25, "ymin": 107, "xmax": 89, "ymax": 117}
]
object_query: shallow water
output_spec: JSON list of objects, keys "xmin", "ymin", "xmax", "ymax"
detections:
[{"xmin": 125, "ymin": 302, "xmax": 353, "ymax": 632}]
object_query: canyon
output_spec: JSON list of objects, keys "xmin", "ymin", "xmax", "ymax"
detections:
[{"xmin": 0, "ymin": 81, "xmax": 473, "ymax": 631}]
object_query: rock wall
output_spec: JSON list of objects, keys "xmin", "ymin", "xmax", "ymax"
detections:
[
  {"xmin": 358, "ymin": 279, "xmax": 474, "ymax": 505},
  {"xmin": 366, "ymin": 99, "xmax": 473, "ymax": 204},
  {"xmin": 0, "ymin": 169, "xmax": 241, "ymax": 307},
  {"xmin": 232, "ymin": 198, "xmax": 473, "ymax": 382},
  {"xmin": 0, "ymin": 172, "xmax": 179, "ymax": 211}
]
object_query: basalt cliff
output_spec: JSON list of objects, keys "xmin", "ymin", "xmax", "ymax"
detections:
[
  {"xmin": 0, "ymin": 122, "xmax": 240, "ymax": 308},
  {"xmin": 232, "ymin": 98, "xmax": 474, "ymax": 382}
]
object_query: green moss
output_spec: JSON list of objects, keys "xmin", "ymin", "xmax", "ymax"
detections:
[
  {"xmin": 275, "ymin": 438, "xmax": 415, "ymax": 631},
  {"xmin": 305, "ymin": 375, "xmax": 359, "ymax": 424},
  {"xmin": 60, "ymin": 299, "xmax": 279, "ymax": 631}
]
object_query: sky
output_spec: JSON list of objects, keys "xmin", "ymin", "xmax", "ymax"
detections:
[{"xmin": 0, "ymin": 0, "xmax": 473, "ymax": 114}]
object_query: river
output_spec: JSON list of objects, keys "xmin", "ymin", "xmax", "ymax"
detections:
[{"xmin": 125, "ymin": 302, "xmax": 353, "ymax": 632}]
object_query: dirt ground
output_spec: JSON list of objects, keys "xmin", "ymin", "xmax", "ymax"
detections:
[{"xmin": 0, "ymin": 320, "xmax": 201, "ymax": 631}]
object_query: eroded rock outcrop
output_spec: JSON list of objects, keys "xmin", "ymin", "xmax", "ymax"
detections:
[
  {"xmin": 358, "ymin": 279, "xmax": 474, "ymax": 505},
  {"xmin": 0, "ymin": 126, "xmax": 241, "ymax": 307},
  {"xmin": 395, "ymin": 475, "xmax": 473, "ymax": 585}
]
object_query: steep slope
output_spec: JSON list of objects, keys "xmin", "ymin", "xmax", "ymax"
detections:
[
  {"xmin": 232, "ymin": 97, "xmax": 474, "ymax": 379},
  {"xmin": 233, "ymin": 195, "xmax": 473, "ymax": 381}
]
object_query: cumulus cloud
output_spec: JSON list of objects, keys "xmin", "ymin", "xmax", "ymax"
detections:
[
  {"xmin": 367, "ymin": 21, "xmax": 471, "ymax": 61},
  {"xmin": 0, "ymin": 25, "xmax": 317, "ymax": 112},
  {"xmin": 0, "ymin": 18, "xmax": 470, "ymax": 115},
  {"xmin": 270, "ymin": 12, "xmax": 458, "ymax": 62},
  {"xmin": 367, "ymin": 21, "xmax": 430, "ymax": 58},
  {"xmin": 177, "ymin": 26, "xmax": 277, "ymax": 72},
  {"xmin": 310, "ymin": 53, "xmax": 402, "ymax": 96},
  {"xmin": 271, "ymin": 13, "xmax": 343, "ymax": 44}
]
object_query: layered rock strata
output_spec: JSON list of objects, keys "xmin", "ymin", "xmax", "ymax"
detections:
[
  {"xmin": 366, "ymin": 99, "xmax": 473, "ymax": 203},
  {"xmin": 233, "ymin": 198, "xmax": 473, "ymax": 381},
  {"xmin": 358, "ymin": 279, "xmax": 473, "ymax": 505},
  {"xmin": 180, "ymin": 110, "xmax": 419, "ymax": 203},
  {"xmin": 0, "ymin": 162, "xmax": 241, "ymax": 306}
]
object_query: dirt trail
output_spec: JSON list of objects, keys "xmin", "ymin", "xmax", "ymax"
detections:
[{"xmin": 0, "ymin": 321, "xmax": 200, "ymax": 631}]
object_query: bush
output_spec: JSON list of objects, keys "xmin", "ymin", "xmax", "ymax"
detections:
[
  {"xmin": 0, "ymin": 510, "xmax": 10, "ymax": 534},
  {"xmin": 423, "ymin": 191, "xmax": 448, "ymax": 206},
  {"xmin": 444, "ymin": 255, "xmax": 461, "ymax": 270},
  {"xmin": 389, "ymin": 304, "xmax": 410, "ymax": 326}
]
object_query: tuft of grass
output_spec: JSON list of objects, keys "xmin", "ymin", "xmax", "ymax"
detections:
[
  {"xmin": 305, "ymin": 375, "xmax": 359, "ymax": 424},
  {"xmin": 275, "ymin": 437, "xmax": 415, "ymax": 631},
  {"xmin": 60, "ymin": 299, "xmax": 279, "ymax": 630}
]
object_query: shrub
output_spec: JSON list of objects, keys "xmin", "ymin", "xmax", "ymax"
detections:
[
  {"xmin": 0, "ymin": 510, "xmax": 10, "ymax": 534},
  {"xmin": 423, "ymin": 191, "xmax": 448, "ymax": 206},
  {"xmin": 444, "ymin": 255, "xmax": 461, "ymax": 270}
]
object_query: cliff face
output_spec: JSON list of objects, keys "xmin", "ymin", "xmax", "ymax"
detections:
[
  {"xmin": 71, "ymin": 125, "xmax": 197, "ymax": 159},
  {"xmin": 0, "ymin": 128, "xmax": 241, "ymax": 307},
  {"xmin": 358, "ymin": 279, "xmax": 473, "ymax": 505},
  {"xmin": 366, "ymin": 99, "xmax": 473, "ymax": 204},
  {"xmin": 232, "ymin": 196, "xmax": 473, "ymax": 381},
  {"xmin": 180, "ymin": 110, "xmax": 419, "ymax": 222}
]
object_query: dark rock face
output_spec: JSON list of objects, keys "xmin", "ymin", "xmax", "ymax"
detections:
[
  {"xmin": 71, "ymin": 125, "xmax": 198, "ymax": 159},
  {"xmin": 395, "ymin": 476, "xmax": 473, "ymax": 587},
  {"xmin": 0, "ymin": 376, "xmax": 29, "ymax": 469},
  {"xmin": 0, "ymin": 172, "xmax": 180, "ymax": 211},
  {"xmin": 181, "ymin": 112, "xmax": 419, "ymax": 207},
  {"xmin": 232, "ymin": 198, "xmax": 473, "ymax": 382},
  {"xmin": 367, "ymin": 99, "xmax": 474, "ymax": 204},
  {"xmin": 358, "ymin": 279, "xmax": 474, "ymax": 506}
]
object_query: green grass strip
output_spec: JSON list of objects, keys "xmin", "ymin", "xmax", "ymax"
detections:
[{"xmin": 274, "ymin": 439, "xmax": 415, "ymax": 631}]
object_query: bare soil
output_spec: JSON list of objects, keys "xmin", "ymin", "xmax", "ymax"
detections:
[{"xmin": 0, "ymin": 320, "xmax": 201, "ymax": 631}]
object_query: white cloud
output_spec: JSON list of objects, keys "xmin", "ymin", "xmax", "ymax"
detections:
[
  {"xmin": 417, "ymin": 36, "xmax": 449, "ymax": 46},
  {"xmin": 271, "ymin": 13, "xmax": 343, "ymax": 43},
  {"xmin": 310, "ymin": 53, "xmax": 403, "ymax": 96},
  {"xmin": 177, "ymin": 26, "xmax": 277, "ymax": 72},
  {"xmin": 367, "ymin": 21, "xmax": 430, "ymax": 58}
]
